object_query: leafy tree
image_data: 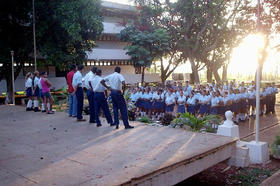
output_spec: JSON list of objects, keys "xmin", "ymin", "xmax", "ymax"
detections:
[
  {"xmin": 35, "ymin": 0, "xmax": 103, "ymax": 68},
  {"xmin": 0, "ymin": 0, "xmax": 103, "ymax": 103},
  {"xmin": 120, "ymin": 26, "xmax": 170, "ymax": 84},
  {"xmin": 172, "ymin": 0, "xmax": 251, "ymax": 83},
  {"xmin": 0, "ymin": 0, "xmax": 33, "ymax": 102}
]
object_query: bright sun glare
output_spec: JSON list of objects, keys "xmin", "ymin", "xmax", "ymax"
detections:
[{"xmin": 228, "ymin": 34, "xmax": 278, "ymax": 76}]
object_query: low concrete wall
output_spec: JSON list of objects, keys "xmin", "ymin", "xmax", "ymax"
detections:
[
  {"xmin": 260, "ymin": 169, "xmax": 280, "ymax": 186},
  {"xmin": 0, "ymin": 77, "xmax": 67, "ymax": 94}
]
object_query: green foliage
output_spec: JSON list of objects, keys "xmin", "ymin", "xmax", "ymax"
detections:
[
  {"xmin": 120, "ymin": 26, "xmax": 171, "ymax": 69},
  {"xmin": 271, "ymin": 135, "xmax": 280, "ymax": 157},
  {"xmin": 139, "ymin": 116, "xmax": 152, "ymax": 124},
  {"xmin": 231, "ymin": 168, "xmax": 272, "ymax": 185},
  {"xmin": 172, "ymin": 112, "xmax": 221, "ymax": 132},
  {"xmin": 36, "ymin": 0, "xmax": 103, "ymax": 68}
]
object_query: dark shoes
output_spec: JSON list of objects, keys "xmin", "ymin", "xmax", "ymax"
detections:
[
  {"xmin": 97, "ymin": 124, "xmax": 102, "ymax": 127},
  {"xmin": 26, "ymin": 108, "xmax": 32, "ymax": 111},
  {"xmin": 125, "ymin": 125, "xmax": 134, "ymax": 129},
  {"xmin": 110, "ymin": 123, "xmax": 116, "ymax": 127},
  {"xmin": 77, "ymin": 118, "xmax": 86, "ymax": 122},
  {"xmin": 42, "ymin": 110, "xmax": 46, "ymax": 113},
  {"xmin": 34, "ymin": 107, "xmax": 41, "ymax": 112},
  {"xmin": 116, "ymin": 125, "xmax": 119, "ymax": 129}
]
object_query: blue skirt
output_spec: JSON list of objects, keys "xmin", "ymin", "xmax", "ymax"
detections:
[
  {"xmin": 249, "ymin": 99, "xmax": 256, "ymax": 106},
  {"xmin": 210, "ymin": 107, "xmax": 218, "ymax": 115},
  {"xmin": 137, "ymin": 99, "xmax": 144, "ymax": 108},
  {"xmin": 199, "ymin": 104, "xmax": 209, "ymax": 114},
  {"xmin": 33, "ymin": 87, "xmax": 39, "ymax": 97},
  {"xmin": 217, "ymin": 106, "xmax": 225, "ymax": 115},
  {"xmin": 166, "ymin": 104, "xmax": 175, "ymax": 112},
  {"xmin": 232, "ymin": 102, "xmax": 238, "ymax": 113},
  {"xmin": 177, "ymin": 104, "xmax": 185, "ymax": 113},
  {"xmin": 26, "ymin": 87, "xmax": 32, "ymax": 97},
  {"xmin": 187, "ymin": 105, "xmax": 196, "ymax": 115},
  {"xmin": 153, "ymin": 101, "xmax": 165, "ymax": 110},
  {"xmin": 144, "ymin": 100, "xmax": 153, "ymax": 109}
]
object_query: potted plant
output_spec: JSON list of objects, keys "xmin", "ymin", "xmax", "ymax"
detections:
[{"xmin": 271, "ymin": 135, "xmax": 280, "ymax": 159}]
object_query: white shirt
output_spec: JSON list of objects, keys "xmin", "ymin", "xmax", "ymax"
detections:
[
  {"xmin": 199, "ymin": 95, "xmax": 210, "ymax": 104},
  {"xmin": 143, "ymin": 92, "xmax": 153, "ymax": 100},
  {"xmin": 92, "ymin": 75, "xmax": 106, "ymax": 92},
  {"xmin": 84, "ymin": 71, "xmax": 95, "ymax": 89},
  {"xmin": 177, "ymin": 95, "xmax": 186, "ymax": 104},
  {"xmin": 104, "ymin": 72, "xmax": 125, "ymax": 90},
  {"xmin": 72, "ymin": 71, "xmax": 83, "ymax": 88},
  {"xmin": 130, "ymin": 93, "xmax": 138, "ymax": 102},
  {"xmin": 211, "ymin": 96, "xmax": 220, "ymax": 107},
  {"xmin": 165, "ymin": 94, "xmax": 175, "ymax": 105},
  {"xmin": 34, "ymin": 77, "xmax": 40, "ymax": 88},
  {"xmin": 187, "ymin": 97, "xmax": 196, "ymax": 105},
  {"xmin": 25, "ymin": 77, "xmax": 32, "ymax": 88},
  {"xmin": 38, "ymin": 77, "xmax": 42, "ymax": 89}
]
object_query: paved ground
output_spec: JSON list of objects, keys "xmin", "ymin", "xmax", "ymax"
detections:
[{"xmin": 0, "ymin": 106, "xmax": 236, "ymax": 186}]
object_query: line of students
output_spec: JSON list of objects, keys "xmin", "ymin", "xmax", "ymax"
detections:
[
  {"xmin": 69, "ymin": 64, "xmax": 134, "ymax": 129},
  {"xmin": 25, "ymin": 71, "xmax": 54, "ymax": 114},
  {"xmin": 129, "ymin": 81, "xmax": 278, "ymax": 123}
]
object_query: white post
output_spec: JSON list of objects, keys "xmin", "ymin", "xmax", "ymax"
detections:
[
  {"xmin": 11, "ymin": 51, "xmax": 15, "ymax": 105},
  {"xmin": 255, "ymin": 0, "xmax": 261, "ymax": 143},
  {"xmin": 32, "ymin": 0, "xmax": 37, "ymax": 71}
]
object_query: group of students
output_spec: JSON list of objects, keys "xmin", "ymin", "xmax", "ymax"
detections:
[
  {"xmin": 128, "ymin": 80, "xmax": 278, "ymax": 123},
  {"xmin": 24, "ymin": 71, "xmax": 54, "ymax": 114},
  {"xmin": 66, "ymin": 64, "xmax": 134, "ymax": 129}
]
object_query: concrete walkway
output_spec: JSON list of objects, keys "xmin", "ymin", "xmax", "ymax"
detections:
[{"xmin": 0, "ymin": 106, "xmax": 236, "ymax": 186}]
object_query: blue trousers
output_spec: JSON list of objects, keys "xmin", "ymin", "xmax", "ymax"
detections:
[
  {"xmin": 68, "ymin": 93, "xmax": 77, "ymax": 116},
  {"xmin": 111, "ymin": 91, "xmax": 129, "ymax": 127},
  {"xmin": 87, "ymin": 90, "xmax": 95, "ymax": 122},
  {"xmin": 94, "ymin": 92, "xmax": 113, "ymax": 125},
  {"xmin": 75, "ymin": 87, "xmax": 84, "ymax": 120}
]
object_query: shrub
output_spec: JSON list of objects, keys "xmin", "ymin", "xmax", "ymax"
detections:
[
  {"xmin": 139, "ymin": 116, "xmax": 152, "ymax": 124},
  {"xmin": 161, "ymin": 113, "xmax": 174, "ymax": 126}
]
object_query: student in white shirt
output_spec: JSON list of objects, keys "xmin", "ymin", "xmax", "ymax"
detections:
[
  {"xmin": 92, "ymin": 68, "xmax": 113, "ymax": 127},
  {"xmin": 103, "ymin": 67, "xmax": 134, "ymax": 129},
  {"xmin": 25, "ymin": 72, "xmax": 34, "ymax": 111},
  {"xmin": 165, "ymin": 89, "xmax": 176, "ymax": 114},
  {"xmin": 198, "ymin": 90, "xmax": 210, "ymax": 116},
  {"xmin": 85, "ymin": 67, "xmax": 97, "ymax": 123},
  {"xmin": 72, "ymin": 64, "xmax": 86, "ymax": 121},
  {"xmin": 177, "ymin": 90, "xmax": 186, "ymax": 114},
  {"xmin": 32, "ymin": 71, "xmax": 41, "ymax": 112}
]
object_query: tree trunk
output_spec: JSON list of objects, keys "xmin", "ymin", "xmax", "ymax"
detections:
[
  {"xmin": 161, "ymin": 73, "xmax": 166, "ymax": 84},
  {"xmin": 141, "ymin": 66, "xmax": 146, "ymax": 86},
  {"xmin": 206, "ymin": 65, "xmax": 212, "ymax": 83},
  {"xmin": 189, "ymin": 58, "xmax": 200, "ymax": 84},
  {"xmin": 222, "ymin": 64, "xmax": 228, "ymax": 82},
  {"xmin": 213, "ymin": 68, "xmax": 221, "ymax": 83}
]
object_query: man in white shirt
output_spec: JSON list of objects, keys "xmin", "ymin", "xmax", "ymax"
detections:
[
  {"xmin": 72, "ymin": 64, "xmax": 86, "ymax": 121},
  {"xmin": 84, "ymin": 67, "xmax": 97, "ymax": 123},
  {"xmin": 103, "ymin": 67, "xmax": 134, "ymax": 129},
  {"xmin": 92, "ymin": 68, "xmax": 113, "ymax": 127}
]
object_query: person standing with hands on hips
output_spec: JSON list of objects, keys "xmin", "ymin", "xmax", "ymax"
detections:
[
  {"xmin": 72, "ymin": 64, "xmax": 86, "ymax": 122},
  {"xmin": 102, "ymin": 67, "xmax": 134, "ymax": 129}
]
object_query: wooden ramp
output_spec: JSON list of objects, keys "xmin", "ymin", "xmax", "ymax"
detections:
[{"xmin": 0, "ymin": 106, "xmax": 237, "ymax": 186}]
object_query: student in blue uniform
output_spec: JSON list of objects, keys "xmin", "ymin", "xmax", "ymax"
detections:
[
  {"xmin": 103, "ymin": 67, "xmax": 134, "ymax": 129},
  {"xmin": 210, "ymin": 92, "xmax": 220, "ymax": 115},
  {"xmin": 186, "ymin": 92, "xmax": 196, "ymax": 115},
  {"xmin": 72, "ymin": 64, "xmax": 86, "ymax": 122},
  {"xmin": 165, "ymin": 89, "xmax": 176, "ymax": 114},
  {"xmin": 177, "ymin": 90, "xmax": 186, "ymax": 114},
  {"xmin": 142, "ymin": 87, "xmax": 153, "ymax": 117},
  {"xmin": 32, "ymin": 71, "xmax": 41, "ymax": 112},
  {"xmin": 25, "ymin": 72, "xmax": 34, "ymax": 111},
  {"xmin": 85, "ymin": 67, "xmax": 97, "ymax": 124},
  {"xmin": 248, "ymin": 88, "xmax": 256, "ymax": 117},
  {"xmin": 198, "ymin": 90, "xmax": 210, "ymax": 116}
]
